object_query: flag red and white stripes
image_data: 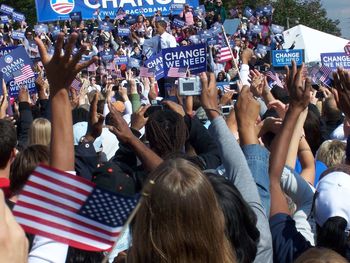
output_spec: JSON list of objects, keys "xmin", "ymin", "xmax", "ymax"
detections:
[
  {"xmin": 71, "ymin": 78, "xmax": 82, "ymax": 91},
  {"xmin": 319, "ymin": 65, "xmax": 332, "ymax": 83},
  {"xmin": 13, "ymin": 65, "xmax": 34, "ymax": 83},
  {"xmin": 13, "ymin": 165, "xmax": 124, "ymax": 251},
  {"xmin": 219, "ymin": 46, "xmax": 232, "ymax": 63},
  {"xmin": 266, "ymin": 71, "xmax": 283, "ymax": 88},
  {"xmin": 344, "ymin": 41, "xmax": 350, "ymax": 56},
  {"xmin": 167, "ymin": 67, "xmax": 187, "ymax": 78},
  {"xmin": 139, "ymin": 66, "xmax": 155, "ymax": 77}
]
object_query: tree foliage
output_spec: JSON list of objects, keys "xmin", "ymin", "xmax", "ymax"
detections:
[
  {"xmin": 2, "ymin": 0, "xmax": 37, "ymax": 27},
  {"xmin": 220, "ymin": 0, "xmax": 341, "ymax": 36}
]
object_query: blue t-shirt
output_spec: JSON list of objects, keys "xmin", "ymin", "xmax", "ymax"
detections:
[
  {"xmin": 295, "ymin": 159, "xmax": 327, "ymax": 185},
  {"xmin": 269, "ymin": 213, "xmax": 312, "ymax": 263}
]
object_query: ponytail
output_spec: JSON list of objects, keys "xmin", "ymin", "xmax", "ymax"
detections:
[{"xmin": 317, "ymin": 216, "xmax": 348, "ymax": 257}]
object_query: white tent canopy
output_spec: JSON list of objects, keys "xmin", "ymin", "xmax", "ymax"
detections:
[{"xmin": 283, "ymin": 25, "xmax": 349, "ymax": 63}]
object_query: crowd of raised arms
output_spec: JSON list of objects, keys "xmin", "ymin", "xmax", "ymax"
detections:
[{"xmin": 0, "ymin": 1, "xmax": 349, "ymax": 263}]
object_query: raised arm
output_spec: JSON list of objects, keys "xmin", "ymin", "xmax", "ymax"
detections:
[
  {"xmin": 35, "ymin": 32, "xmax": 96, "ymax": 171},
  {"xmin": 269, "ymin": 61, "xmax": 311, "ymax": 217},
  {"xmin": 108, "ymin": 101, "xmax": 162, "ymax": 172},
  {"xmin": 200, "ymin": 72, "xmax": 273, "ymax": 263}
]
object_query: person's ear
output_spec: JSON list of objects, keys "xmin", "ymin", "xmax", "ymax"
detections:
[{"xmin": 10, "ymin": 148, "xmax": 17, "ymax": 164}]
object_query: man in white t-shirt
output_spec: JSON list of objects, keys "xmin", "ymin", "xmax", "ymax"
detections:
[{"xmin": 87, "ymin": 76, "xmax": 101, "ymax": 93}]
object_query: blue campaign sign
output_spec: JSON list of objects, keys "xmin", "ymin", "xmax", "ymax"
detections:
[
  {"xmin": 11, "ymin": 31, "xmax": 26, "ymax": 40},
  {"xmin": 144, "ymin": 53, "xmax": 164, "ymax": 81},
  {"xmin": 0, "ymin": 15, "xmax": 9, "ymax": 23},
  {"xmin": 223, "ymin": 19, "xmax": 240, "ymax": 35},
  {"xmin": 12, "ymin": 11, "xmax": 26, "ymax": 22},
  {"xmin": 99, "ymin": 50, "xmax": 114, "ymax": 62},
  {"xmin": 162, "ymin": 44, "xmax": 206, "ymax": 74},
  {"xmin": 0, "ymin": 4, "xmax": 14, "ymax": 15},
  {"xmin": 118, "ymin": 27, "xmax": 130, "ymax": 37},
  {"xmin": 114, "ymin": 56, "xmax": 128, "ymax": 65},
  {"xmin": 98, "ymin": 21, "xmax": 114, "ymax": 31},
  {"xmin": 320, "ymin": 52, "xmax": 350, "ymax": 70},
  {"xmin": 34, "ymin": 24, "xmax": 49, "ymax": 35},
  {"xmin": 244, "ymin": 7, "xmax": 253, "ymax": 18},
  {"xmin": 0, "ymin": 46, "xmax": 36, "ymax": 97},
  {"xmin": 271, "ymin": 49, "xmax": 304, "ymax": 67},
  {"xmin": 173, "ymin": 18, "xmax": 186, "ymax": 28},
  {"xmin": 271, "ymin": 24, "xmax": 284, "ymax": 34},
  {"xmin": 128, "ymin": 57, "xmax": 141, "ymax": 68},
  {"xmin": 35, "ymin": 0, "xmax": 199, "ymax": 22},
  {"xmin": 250, "ymin": 24, "xmax": 263, "ymax": 34}
]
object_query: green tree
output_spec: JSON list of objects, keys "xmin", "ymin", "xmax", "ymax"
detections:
[
  {"xmin": 272, "ymin": 0, "xmax": 341, "ymax": 36},
  {"xmin": 201, "ymin": 0, "xmax": 341, "ymax": 36},
  {"xmin": 2, "ymin": 0, "xmax": 37, "ymax": 26}
]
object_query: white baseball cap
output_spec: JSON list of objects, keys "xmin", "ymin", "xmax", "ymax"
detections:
[{"xmin": 314, "ymin": 172, "xmax": 350, "ymax": 230}]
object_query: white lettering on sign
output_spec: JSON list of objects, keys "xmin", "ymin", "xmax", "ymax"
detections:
[{"xmin": 84, "ymin": 0, "xmax": 172, "ymax": 8}]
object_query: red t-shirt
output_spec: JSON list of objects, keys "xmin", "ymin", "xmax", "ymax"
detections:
[{"xmin": 0, "ymin": 177, "xmax": 11, "ymax": 198}]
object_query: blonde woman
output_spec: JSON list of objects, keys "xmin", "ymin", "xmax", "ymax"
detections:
[{"xmin": 28, "ymin": 118, "xmax": 51, "ymax": 146}]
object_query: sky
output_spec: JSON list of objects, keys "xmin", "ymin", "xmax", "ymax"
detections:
[{"xmin": 321, "ymin": 0, "xmax": 350, "ymax": 39}]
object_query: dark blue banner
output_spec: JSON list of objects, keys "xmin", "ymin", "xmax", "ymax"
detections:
[
  {"xmin": 144, "ymin": 53, "xmax": 164, "ymax": 81},
  {"xmin": 162, "ymin": 44, "xmax": 206, "ymax": 74},
  {"xmin": 0, "ymin": 46, "xmax": 36, "ymax": 97},
  {"xmin": 271, "ymin": 49, "xmax": 304, "ymax": 67},
  {"xmin": 0, "ymin": 46, "xmax": 17, "ymax": 57},
  {"xmin": 35, "ymin": 0, "xmax": 199, "ymax": 22},
  {"xmin": 320, "ymin": 52, "xmax": 350, "ymax": 70}
]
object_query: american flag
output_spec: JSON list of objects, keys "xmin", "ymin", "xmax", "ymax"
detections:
[
  {"xmin": 266, "ymin": 71, "xmax": 283, "ymax": 88},
  {"xmin": 344, "ymin": 41, "xmax": 350, "ymax": 56},
  {"xmin": 167, "ymin": 67, "xmax": 187, "ymax": 78},
  {"xmin": 318, "ymin": 66, "xmax": 332, "ymax": 83},
  {"xmin": 139, "ymin": 66, "xmax": 155, "ymax": 77},
  {"xmin": 13, "ymin": 165, "xmax": 139, "ymax": 251},
  {"xmin": 219, "ymin": 46, "xmax": 232, "ymax": 63},
  {"xmin": 13, "ymin": 65, "xmax": 34, "ymax": 83},
  {"xmin": 87, "ymin": 63, "xmax": 97, "ymax": 72},
  {"xmin": 71, "ymin": 78, "xmax": 82, "ymax": 91}
]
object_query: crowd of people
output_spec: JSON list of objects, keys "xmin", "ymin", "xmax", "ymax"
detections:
[{"xmin": 0, "ymin": 1, "xmax": 349, "ymax": 263}]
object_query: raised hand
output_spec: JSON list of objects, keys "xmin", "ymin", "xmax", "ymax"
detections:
[
  {"xmin": 18, "ymin": 87, "xmax": 30, "ymax": 103},
  {"xmin": 131, "ymin": 104, "xmax": 151, "ymax": 131},
  {"xmin": 86, "ymin": 93, "xmax": 104, "ymax": 141},
  {"xmin": 250, "ymin": 69, "xmax": 265, "ymax": 98},
  {"xmin": 332, "ymin": 68, "xmax": 350, "ymax": 118},
  {"xmin": 108, "ymin": 101, "xmax": 135, "ymax": 144},
  {"xmin": 200, "ymin": 72, "xmax": 220, "ymax": 119},
  {"xmin": 285, "ymin": 61, "xmax": 311, "ymax": 112},
  {"xmin": 35, "ymin": 32, "xmax": 96, "ymax": 96},
  {"xmin": 235, "ymin": 85, "xmax": 260, "ymax": 145}
]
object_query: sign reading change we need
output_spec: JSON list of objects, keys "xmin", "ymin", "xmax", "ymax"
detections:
[
  {"xmin": 162, "ymin": 44, "xmax": 207, "ymax": 75},
  {"xmin": 320, "ymin": 52, "xmax": 350, "ymax": 70},
  {"xmin": 271, "ymin": 49, "xmax": 304, "ymax": 67}
]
